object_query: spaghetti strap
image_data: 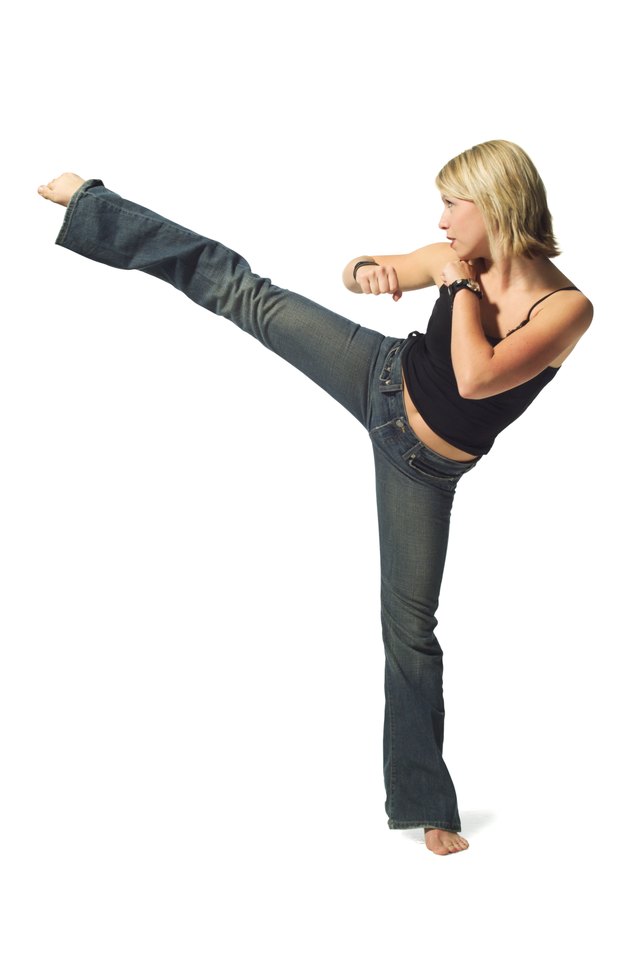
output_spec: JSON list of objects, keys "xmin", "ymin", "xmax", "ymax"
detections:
[
  {"xmin": 503, "ymin": 286, "xmax": 580, "ymax": 338},
  {"xmin": 525, "ymin": 286, "xmax": 580, "ymax": 322}
]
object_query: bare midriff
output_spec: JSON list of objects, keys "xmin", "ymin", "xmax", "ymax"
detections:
[{"xmin": 402, "ymin": 373, "xmax": 480, "ymax": 462}]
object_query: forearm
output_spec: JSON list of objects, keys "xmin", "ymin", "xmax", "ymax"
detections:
[{"xmin": 450, "ymin": 289, "xmax": 494, "ymax": 397}]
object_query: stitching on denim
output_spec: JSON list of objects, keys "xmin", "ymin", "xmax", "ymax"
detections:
[
  {"xmin": 86, "ymin": 192, "xmax": 200, "ymax": 238},
  {"xmin": 388, "ymin": 670, "xmax": 397, "ymax": 819},
  {"xmin": 405, "ymin": 452, "xmax": 459, "ymax": 484},
  {"xmin": 369, "ymin": 415, "xmax": 403, "ymax": 437},
  {"xmin": 56, "ymin": 179, "xmax": 99, "ymax": 246},
  {"xmin": 72, "ymin": 200, "xmax": 256, "ymax": 298},
  {"xmin": 379, "ymin": 342, "xmax": 402, "ymax": 383},
  {"xmin": 388, "ymin": 819, "xmax": 461, "ymax": 830}
]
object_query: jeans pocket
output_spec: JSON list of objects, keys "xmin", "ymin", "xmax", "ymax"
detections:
[{"xmin": 402, "ymin": 442, "xmax": 464, "ymax": 486}]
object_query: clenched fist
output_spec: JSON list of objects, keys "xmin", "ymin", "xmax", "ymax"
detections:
[
  {"xmin": 441, "ymin": 259, "xmax": 477, "ymax": 287},
  {"xmin": 356, "ymin": 263, "xmax": 403, "ymax": 301}
]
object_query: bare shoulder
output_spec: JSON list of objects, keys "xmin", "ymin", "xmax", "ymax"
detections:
[
  {"xmin": 535, "ymin": 284, "xmax": 594, "ymax": 329},
  {"xmin": 373, "ymin": 242, "xmax": 454, "ymax": 291},
  {"xmin": 529, "ymin": 283, "xmax": 593, "ymax": 368}
]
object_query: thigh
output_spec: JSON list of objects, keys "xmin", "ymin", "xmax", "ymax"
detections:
[
  {"xmin": 241, "ymin": 284, "xmax": 388, "ymax": 427},
  {"xmin": 373, "ymin": 444, "xmax": 454, "ymax": 627}
]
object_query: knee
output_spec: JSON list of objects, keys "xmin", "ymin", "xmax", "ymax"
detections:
[{"xmin": 381, "ymin": 590, "xmax": 442, "ymax": 657}]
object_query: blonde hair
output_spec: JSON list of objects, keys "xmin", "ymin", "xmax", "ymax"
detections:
[{"xmin": 435, "ymin": 140, "xmax": 561, "ymax": 260}]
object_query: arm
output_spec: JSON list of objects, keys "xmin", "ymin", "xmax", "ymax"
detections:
[
  {"xmin": 343, "ymin": 242, "xmax": 453, "ymax": 296},
  {"xmin": 450, "ymin": 287, "xmax": 593, "ymax": 400}
]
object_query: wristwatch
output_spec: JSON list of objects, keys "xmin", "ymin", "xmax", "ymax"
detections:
[{"xmin": 448, "ymin": 278, "xmax": 483, "ymax": 302}]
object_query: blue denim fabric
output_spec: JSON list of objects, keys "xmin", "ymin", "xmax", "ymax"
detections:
[{"xmin": 55, "ymin": 180, "xmax": 481, "ymax": 832}]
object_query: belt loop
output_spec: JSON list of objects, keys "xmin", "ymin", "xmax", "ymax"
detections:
[{"xmin": 379, "ymin": 342, "xmax": 401, "ymax": 383}]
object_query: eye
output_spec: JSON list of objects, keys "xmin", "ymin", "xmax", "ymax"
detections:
[{"xmin": 443, "ymin": 199, "xmax": 454, "ymax": 208}]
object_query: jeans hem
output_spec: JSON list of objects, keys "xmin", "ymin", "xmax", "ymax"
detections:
[
  {"xmin": 55, "ymin": 178, "xmax": 104, "ymax": 247},
  {"xmin": 387, "ymin": 818, "xmax": 462, "ymax": 831}
]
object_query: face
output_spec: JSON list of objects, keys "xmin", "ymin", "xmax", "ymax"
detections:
[{"xmin": 438, "ymin": 196, "xmax": 491, "ymax": 260}]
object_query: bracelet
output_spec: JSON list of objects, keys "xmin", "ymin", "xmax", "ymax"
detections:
[
  {"xmin": 448, "ymin": 278, "xmax": 483, "ymax": 303},
  {"xmin": 353, "ymin": 259, "xmax": 379, "ymax": 280}
]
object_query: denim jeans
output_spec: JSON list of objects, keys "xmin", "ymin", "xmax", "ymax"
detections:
[{"xmin": 55, "ymin": 180, "xmax": 481, "ymax": 832}]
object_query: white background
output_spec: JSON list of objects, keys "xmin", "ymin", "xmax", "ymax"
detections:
[{"xmin": 2, "ymin": 1, "xmax": 638, "ymax": 957}]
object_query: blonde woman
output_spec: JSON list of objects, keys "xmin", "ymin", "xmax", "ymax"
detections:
[{"xmin": 38, "ymin": 141, "xmax": 592, "ymax": 856}]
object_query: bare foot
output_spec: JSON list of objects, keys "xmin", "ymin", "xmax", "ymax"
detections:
[
  {"xmin": 37, "ymin": 173, "xmax": 86, "ymax": 208},
  {"xmin": 424, "ymin": 828, "xmax": 470, "ymax": 855}
]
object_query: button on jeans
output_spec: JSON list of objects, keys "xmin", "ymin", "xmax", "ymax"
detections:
[{"xmin": 55, "ymin": 180, "xmax": 481, "ymax": 832}]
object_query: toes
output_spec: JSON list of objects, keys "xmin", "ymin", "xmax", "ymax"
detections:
[
  {"xmin": 445, "ymin": 837, "xmax": 468, "ymax": 853},
  {"xmin": 37, "ymin": 181, "xmax": 57, "ymax": 199},
  {"xmin": 424, "ymin": 829, "xmax": 469, "ymax": 855}
]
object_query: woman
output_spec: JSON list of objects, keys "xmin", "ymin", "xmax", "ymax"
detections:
[{"xmin": 37, "ymin": 141, "xmax": 592, "ymax": 856}]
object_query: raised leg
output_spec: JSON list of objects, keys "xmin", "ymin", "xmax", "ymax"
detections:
[{"xmin": 42, "ymin": 175, "xmax": 386, "ymax": 427}]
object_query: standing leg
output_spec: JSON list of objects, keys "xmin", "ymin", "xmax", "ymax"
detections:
[
  {"xmin": 368, "ymin": 354, "xmax": 478, "ymax": 853},
  {"xmin": 373, "ymin": 444, "xmax": 462, "ymax": 830},
  {"xmin": 47, "ymin": 177, "xmax": 386, "ymax": 426}
]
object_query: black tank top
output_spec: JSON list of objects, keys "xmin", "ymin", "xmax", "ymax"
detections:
[{"xmin": 401, "ymin": 285, "xmax": 579, "ymax": 457}]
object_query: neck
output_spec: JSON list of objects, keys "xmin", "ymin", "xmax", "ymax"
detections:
[{"xmin": 477, "ymin": 255, "xmax": 551, "ymax": 293}]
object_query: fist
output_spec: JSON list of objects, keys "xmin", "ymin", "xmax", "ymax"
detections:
[
  {"xmin": 441, "ymin": 259, "xmax": 476, "ymax": 286},
  {"xmin": 356, "ymin": 263, "xmax": 402, "ymax": 301}
]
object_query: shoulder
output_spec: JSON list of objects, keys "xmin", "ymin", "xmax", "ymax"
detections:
[
  {"xmin": 419, "ymin": 242, "xmax": 459, "ymax": 282},
  {"xmin": 532, "ymin": 287, "xmax": 593, "ymax": 333},
  {"xmin": 526, "ymin": 287, "xmax": 593, "ymax": 369}
]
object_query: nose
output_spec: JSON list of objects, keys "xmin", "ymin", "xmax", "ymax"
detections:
[{"xmin": 438, "ymin": 211, "xmax": 449, "ymax": 231}]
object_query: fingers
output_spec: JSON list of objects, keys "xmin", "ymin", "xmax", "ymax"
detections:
[
  {"xmin": 359, "ymin": 265, "xmax": 401, "ymax": 299},
  {"xmin": 365, "ymin": 271, "xmax": 386, "ymax": 295}
]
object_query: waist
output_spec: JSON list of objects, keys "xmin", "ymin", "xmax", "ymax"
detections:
[{"xmin": 401, "ymin": 372, "xmax": 480, "ymax": 463}]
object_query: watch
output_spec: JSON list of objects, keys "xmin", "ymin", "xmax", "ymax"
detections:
[{"xmin": 448, "ymin": 278, "xmax": 483, "ymax": 302}]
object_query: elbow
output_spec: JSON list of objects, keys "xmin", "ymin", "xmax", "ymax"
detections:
[
  {"xmin": 343, "ymin": 258, "xmax": 369, "ymax": 293},
  {"xmin": 459, "ymin": 380, "xmax": 491, "ymax": 400},
  {"xmin": 456, "ymin": 375, "xmax": 479, "ymax": 400},
  {"xmin": 342, "ymin": 270, "xmax": 362, "ymax": 294},
  {"xmin": 455, "ymin": 357, "xmax": 495, "ymax": 400}
]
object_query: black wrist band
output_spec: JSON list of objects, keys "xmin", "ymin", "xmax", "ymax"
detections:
[
  {"xmin": 448, "ymin": 278, "xmax": 483, "ymax": 303},
  {"xmin": 353, "ymin": 259, "xmax": 379, "ymax": 280}
]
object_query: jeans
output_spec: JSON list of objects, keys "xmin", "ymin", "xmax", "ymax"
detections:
[{"xmin": 55, "ymin": 180, "xmax": 481, "ymax": 832}]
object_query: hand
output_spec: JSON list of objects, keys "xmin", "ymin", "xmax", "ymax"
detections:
[
  {"xmin": 356, "ymin": 263, "xmax": 402, "ymax": 301},
  {"xmin": 441, "ymin": 259, "xmax": 477, "ymax": 286}
]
